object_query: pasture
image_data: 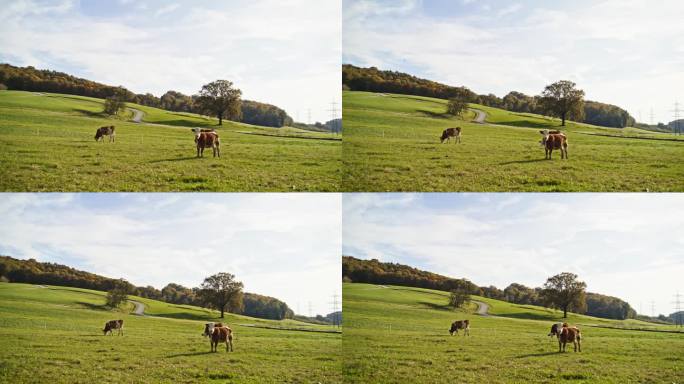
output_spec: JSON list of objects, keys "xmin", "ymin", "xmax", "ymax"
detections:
[
  {"xmin": 0, "ymin": 91, "xmax": 341, "ymax": 191},
  {"xmin": 342, "ymin": 91, "xmax": 684, "ymax": 191},
  {"xmin": 343, "ymin": 283, "xmax": 684, "ymax": 383},
  {"xmin": 0, "ymin": 283, "xmax": 341, "ymax": 383}
]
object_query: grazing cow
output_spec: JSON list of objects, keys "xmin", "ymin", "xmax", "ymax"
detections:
[
  {"xmin": 192, "ymin": 128, "xmax": 220, "ymax": 158},
  {"xmin": 548, "ymin": 322, "xmax": 563, "ymax": 339},
  {"xmin": 539, "ymin": 129, "xmax": 568, "ymax": 159},
  {"xmin": 558, "ymin": 323, "xmax": 581, "ymax": 352},
  {"xmin": 202, "ymin": 322, "xmax": 225, "ymax": 337},
  {"xmin": 449, "ymin": 319, "xmax": 470, "ymax": 336},
  {"xmin": 103, "ymin": 319, "xmax": 124, "ymax": 336},
  {"xmin": 440, "ymin": 127, "xmax": 462, "ymax": 143},
  {"xmin": 95, "ymin": 126, "xmax": 115, "ymax": 142},
  {"xmin": 210, "ymin": 326, "xmax": 234, "ymax": 352}
]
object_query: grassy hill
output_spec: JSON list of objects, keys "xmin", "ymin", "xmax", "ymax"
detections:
[
  {"xmin": 343, "ymin": 282, "xmax": 684, "ymax": 383},
  {"xmin": 0, "ymin": 282, "xmax": 341, "ymax": 383},
  {"xmin": 0, "ymin": 91, "xmax": 341, "ymax": 191},
  {"xmin": 342, "ymin": 91, "xmax": 684, "ymax": 191}
]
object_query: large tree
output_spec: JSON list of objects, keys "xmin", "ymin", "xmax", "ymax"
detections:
[
  {"xmin": 198, "ymin": 272, "xmax": 244, "ymax": 318},
  {"xmin": 539, "ymin": 80, "xmax": 585, "ymax": 126},
  {"xmin": 542, "ymin": 272, "xmax": 587, "ymax": 318},
  {"xmin": 446, "ymin": 97, "xmax": 468, "ymax": 117},
  {"xmin": 105, "ymin": 279, "xmax": 130, "ymax": 308},
  {"xmin": 448, "ymin": 288, "xmax": 471, "ymax": 310},
  {"xmin": 196, "ymin": 80, "xmax": 242, "ymax": 126}
]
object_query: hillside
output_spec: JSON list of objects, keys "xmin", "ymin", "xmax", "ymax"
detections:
[
  {"xmin": 343, "ymin": 256, "xmax": 636, "ymax": 321},
  {"xmin": 0, "ymin": 282, "xmax": 340, "ymax": 383},
  {"xmin": 343, "ymin": 282, "xmax": 684, "ymax": 383},
  {"xmin": 0, "ymin": 90, "xmax": 341, "ymax": 191},
  {"xmin": 342, "ymin": 91, "xmax": 684, "ymax": 191}
]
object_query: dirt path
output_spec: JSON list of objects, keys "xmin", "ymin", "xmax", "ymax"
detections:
[
  {"xmin": 129, "ymin": 108, "xmax": 144, "ymax": 123},
  {"xmin": 472, "ymin": 300, "xmax": 490, "ymax": 316},
  {"xmin": 129, "ymin": 300, "xmax": 146, "ymax": 316},
  {"xmin": 471, "ymin": 108, "xmax": 486, "ymax": 123}
]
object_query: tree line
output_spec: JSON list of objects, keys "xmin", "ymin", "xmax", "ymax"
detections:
[
  {"xmin": 342, "ymin": 256, "xmax": 636, "ymax": 320},
  {"xmin": 0, "ymin": 255, "xmax": 294, "ymax": 320},
  {"xmin": 342, "ymin": 64, "xmax": 635, "ymax": 128},
  {"xmin": 0, "ymin": 63, "xmax": 293, "ymax": 128}
]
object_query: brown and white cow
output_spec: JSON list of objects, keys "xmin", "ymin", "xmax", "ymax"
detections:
[
  {"xmin": 548, "ymin": 322, "xmax": 563, "ymax": 339},
  {"xmin": 449, "ymin": 319, "xmax": 470, "ymax": 336},
  {"xmin": 103, "ymin": 319, "xmax": 124, "ymax": 336},
  {"xmin": 95, "ymin": 126, "xmax": 115, "ymax": 142},
  {"xmin": 210, "ymin": 326, "xmax": 234, "ymax": 352},
  {"xmin": 202, "ymin": 322, "xmax": 225, "ymax": 337},
  {"xmin": 558, "ymin": 323, "xmax": 581, "ymax": 352},
  {"xmin": 440, "ymin": 127, "xmax": 462, "ymax": 144},
  {"xmin": 192, "ymin": 128, "xmax": 220, "ymax": 158},
  {"xmin": 539, "ymin": 129, "xmax": 568, "ymax": 159}
]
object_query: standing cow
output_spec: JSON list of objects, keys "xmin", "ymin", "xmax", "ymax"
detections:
[
  {"xmin": 558, "ymin": 323, "xmax": 581, "ymax": 352},
  {"xmin": 440, "ymin": 127, "xmax": 462, "ymax": 143},
  {"xmin": 95, "ymin": 126, "xmax": 116, "ymax": 142},
  {"xmin": 103, "ymin": 319, "xmax": 124, "ymax": 336},
  {"xmin": 539, "ymin": 129, "xmax": 568, "ymax": 159},
  {"xmin": 192, "ymin": 128, "xmax": 220, "ymax": 158},
  {"xmin": 548, "ymin": 322, "xmax": 563, "ymax": 339},
  {"xmin": 210, "ymin": 326, "xmax": 234, "ymax": 352},
  {"xmin": 449, "ymin": 319, "xmax": 470, "ymax": 336}
]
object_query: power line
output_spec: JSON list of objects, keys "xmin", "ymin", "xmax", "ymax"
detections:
[
  {"xmin": 670, "ymin": 101, "xmax": 682, "ymax": 135},
  {"xmin": 649, "ymin": 108, "xmax": 655, "ymax": 126},
  {"xmin": 327, "ymin": 100, "xmax": 340, "ymax": 135},
  {"xmin": 650, "ymin": 300, "xmax": 656, "ymax": 318},
  {"xmin": 329, "ymin": 293, "xmax": 340, "ymax": 328},
  {"xmin": 672, "ymin": 292, "xmax": 683, "ymax": 327}
]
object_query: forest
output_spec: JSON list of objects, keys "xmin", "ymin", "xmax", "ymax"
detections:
[
  {"xmin": 342, "ymin": 64, "xmax": 636, "ymax": 128},
  {"xmin": 0, "ymin": 63, "xmax": 293, "ymax": 128},
  {"xmin": 342, "ymin": 256, "xmax": 639, "ymax": 321},
  {"xmin": 0, "ymin": 255, "xmax": 295, "ymax": 320}
]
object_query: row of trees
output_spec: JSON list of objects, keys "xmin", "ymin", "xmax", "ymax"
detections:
[
  {"xmin": 0, "ymin": 256, "xmax": 294, "ymax": 320},
  {"xmin": 342, "ymin": 256, "xmax": 636, "ymax": 320},
  {"xmin": 342, "ymin": 64, "xmax": 635, "ymax": 128},
  {"xmin": 0, "ymin": 63, "xmax": 293, "ymax": 127}
]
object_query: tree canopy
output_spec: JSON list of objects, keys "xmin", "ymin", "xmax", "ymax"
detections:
[
  {"xmin": 196, "ymin": 80, "xmax": 242, "ymax": 126},
  {"xmin": 198, "ymin": 272, "xmax": 244, "ymax": 318},
  {"xmin": 542, "ymin": 272, "xmax": 587, "ymax": 318},
  {"xmin": 539, "ymin": 80, "xmax": 585, "ymax": 126}
]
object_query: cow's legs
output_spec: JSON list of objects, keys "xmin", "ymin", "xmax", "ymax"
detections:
[{"xmin": 197, "ymin": 146, "xmax": 200, "ymax": 158}]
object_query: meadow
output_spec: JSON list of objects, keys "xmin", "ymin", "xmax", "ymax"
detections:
[
  {"xmin": 0, "ymin": 282, "xmax": 341, "ymax": 383},
  {"xmin": 343, "ymin": 282, "xmax": 684, "ymax": 384},
  {"xmin": 342, "ymin": 91, "xmax": 684, "ymax": 191},
  {"xmin": 0, "ymin": 91, "xmax": 341, "ymax": 191}
]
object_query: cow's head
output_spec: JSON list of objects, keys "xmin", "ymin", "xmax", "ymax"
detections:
[
  {"xmin": 103, "ymin": 323, "xmax": 111, "ymax": 334},
  {"xmin": 95, "ymin": 131, "xmax": 102, "ymax": 141},
  {"xmin": 203, "ymin": 322, "xmax": 215, "ymax": 337},
  {"xmin": 539, "ymin": 130, "xmax": 550, "ymax": 146}
]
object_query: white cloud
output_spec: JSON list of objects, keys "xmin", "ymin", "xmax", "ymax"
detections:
[
  {"xmin": 0, "ymin": 0, "xmax": 341, "ymax": 123},
  {"xmin": 343, "ymin": 193, "xmax": 684, "ymax": 316},
  {"xmin": 0, "ymin": 193, "xmax": 342, "ymax": 316}
]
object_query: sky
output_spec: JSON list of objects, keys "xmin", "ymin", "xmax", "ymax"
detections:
[
  {"xmin": 343, "ymin": 193, "xmax": 684, "ymax": 316},
  {"xmin": 0, "ymin": 193, "xmax": 342, "ymax": 316},
  {"xmin": 343, "ymin": 0, "xmax": 684, "ymax": 124},
  {"xmin": 0, "ymin": 0, "xmax": 341, "ymax": 123}
]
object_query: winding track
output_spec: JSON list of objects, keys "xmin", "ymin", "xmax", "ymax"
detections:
[
  {"xmin": 472, "ymin": 300, "xmax": 490, "ymax": 316},
  {"xmin": 129, "ymin": 108, "xmax": 144, "ymax": 123},
  {"xmin": 471, "ymin": 108, "xmax": 487, "ymax": 123},
  {"xmin": 129, "ymin": 300, "xmax": 146, "ymax": 316}
]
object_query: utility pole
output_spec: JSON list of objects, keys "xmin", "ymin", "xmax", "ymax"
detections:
[
  {"xmin": 308, "ymin": 301, "xmax": 313, "ymax": 318},
  {"xmin": 328, "ymin": 100, "xmax": 340, "ymax": 135},
  {"xmin": 672, "ymin": 292, "xmax": 683, "ymax": 327},
  {"xmin": 307, "ymin": 109, "xmax": 312, "ymax": 125},
  {"xmin": 649, "ymin": 108, "xmax": 655, "ymax": 126},
  {"xmin": 650, "ymin": 300, "xmax": 656, "ymax": 318},
  {"xmin": 670, "ymin": 101, "xmax": 681, "ymax": 135},
  {"xmin": 330, "ymin": 293, "xmax": 340, "ymax": 328}
]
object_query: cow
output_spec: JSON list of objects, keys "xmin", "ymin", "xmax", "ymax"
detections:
[
  {"xmin": 539, "ymin": 129, "xmax": 568, "ymax": 159},
  {"xmin": 440, "ymin": 127, "xmax": 462, "ymax": 144},
  {"xmin": 192, "ymin": 128, "xmax": 220, "ymax": 158},
  {"xmin": 558, "ymin": 323, "xmax": 581, "ymax": 352},
  {"xmin": 95, "ymin": 126, "xmax": 115, "ymax": 142},
  {"xmin": 210, "ymin": 326, "xmax": 234, "ymax": 352},
  {"xmin": 103, "ymin": 319, "xmax": 124, "ymax": 336},
  {"xmin": 202, "ymin": 322, "xmax": 225, "ymax": 337},
  {"xmin": 449, "ymin": 319, "xmax": 470, "ymax": 336},
  {"xmin": 548, "ymin": 322, "xmax": 563, "ymax": 339}
]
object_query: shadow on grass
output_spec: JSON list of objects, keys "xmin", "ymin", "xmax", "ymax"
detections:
[
  {"xmin": 166, "ymin": 351, "xmax": 214, "ymax": 358},
  {"xmin": 76, "ymin": 301, "xmax": 108, "ymax": 311},
  {"xmin": 417, "ymin": 109, "xmax": 453, "ymax": 119},
  {"xmin": 148, "ymin": 156, "xmax": 200, "ymax": 163},
  {"xmin": 418, "ymin": 301, "xmax": 451, "ymax": 311},
  {"xmin": 499, "ymin": 158, "xmax": 547, "ymax": 165},
  {"xmin": 144, "ymin": 119, "xmax": 216, "ymax": 127},
  {"xmin": 496, "ymin": 312, "xmax": 556, "ymax": 321},
  {"xmin": 515, "ymin": 351, "xmax": 559, "ymax": 358},
  {"xmin": 495, "ymin": 120, "xmax": 559, "ymax": 129},
  {"xmin": 73, "ymin": 108, "xmax": 108, "ymax": 118},
  {"xmin": 147, "ymin": 312, "xmax": 212, "ymax": 321}
]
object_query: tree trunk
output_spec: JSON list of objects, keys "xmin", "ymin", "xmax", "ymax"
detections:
[
  {"xmin": 563, "ymin": 305, "xmax": 568, "ymax": 318},
  {"xmin": 218, "ymin": 112, "xmax": 223, "ymax": 126},
  {"xmin": 220, "ymin": 307, "xmax": 224, "ymax": 318},
  {"xmin": 561, "ymin": 112, "xmax": 566, "ymax": 126}
]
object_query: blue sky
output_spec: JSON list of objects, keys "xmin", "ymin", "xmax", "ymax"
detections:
[
  {"xmin": 0, "ymin": 0, "xmax": 341, "ymax": 123},
  {"xmin": 0, "ymin": 193, "xmax": 342, "ymax": 316},
  {"xmin": 344, "ymin": 0, "xmax": 684, "ymax": 124},
  {"xmin": 343, "ymin": 193, "xmax": 684, "ymax": 316}
]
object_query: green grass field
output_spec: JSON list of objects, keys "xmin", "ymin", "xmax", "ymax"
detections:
[
  {"xmin": 0, "ymin": 91, "xmax": 341, "ymax": 191},
  {"xmin": 343, "ymin": 283, "xmax": 684, "ymax": 383},
  {"xmin": 0, "ymin": 283, "xmax": 341, "ymax": 383},
  {"xmin": 342, "ymin": 91, "xmax": 684, "ymax": 191}
]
